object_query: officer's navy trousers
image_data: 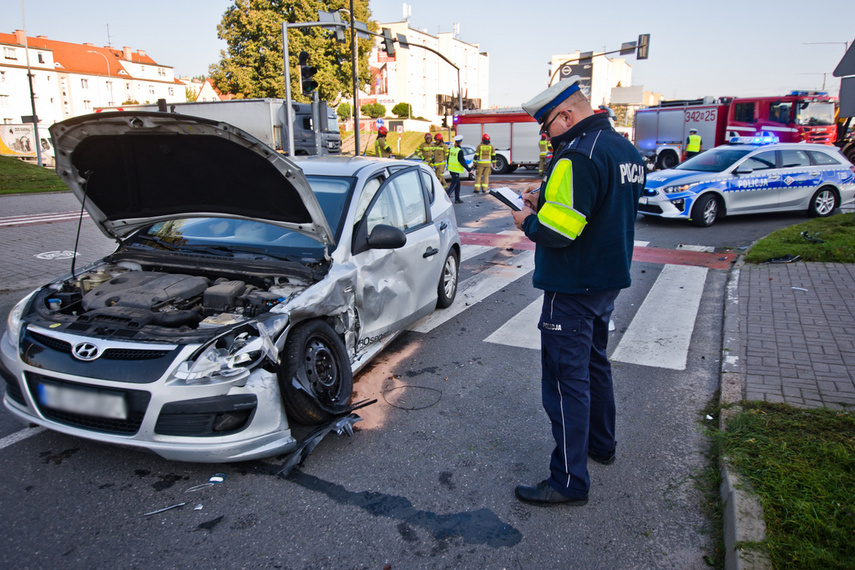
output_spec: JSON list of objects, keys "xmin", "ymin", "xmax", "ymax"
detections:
[{"xmin": 539, "ymin": 289, "xmax": 619, "ymax": 499}]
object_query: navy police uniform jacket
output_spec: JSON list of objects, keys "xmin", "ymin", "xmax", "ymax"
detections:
[{"xmin": 522, "ymin": 113, "xmax": 645, "ymax": 294}]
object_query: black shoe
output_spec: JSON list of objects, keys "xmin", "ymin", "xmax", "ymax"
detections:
[
  {"xmin": 454, "ymin": 199, "xmax": 463, "ymax": 204},
  {"xmin": 514, "ymin": 480, "xmax": 588, "ymax": 505},
  {"xmin": 588, "ymin": 451, "xmax": 615, "ymax": 465}
]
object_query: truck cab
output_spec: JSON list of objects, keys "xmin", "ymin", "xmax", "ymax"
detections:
[{"xmin": 726, "ymin": 92, "xmax": 836, "ymax": 145}]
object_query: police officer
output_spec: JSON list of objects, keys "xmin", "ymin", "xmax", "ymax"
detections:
[
  {"xmin": 375, "ymin": 126, "xmax": 393, "ymax": 158},
  {"xmin": 447, "ymin": 134, "xmax": 471, "ymax": 203},
  {"xmin": 510, "ymin": 76, "xmax": 645, "ymax": 505},
  {"xmin": 416, "ymin": 133, "xmax": 433, "ymax": 166},
  {"xmin": 685, "ymin": 128, "xmax": 702, "ymax": 160},
  {"xmin": 433, "ymin": 133, "xmax": 449, "ymax": 189},
  {"xmin": 538, "ymin": 133, "xmax": 552, "ymax": 176},
  {"xmin": 473, "ymin": 134, "xmax": 495, "ymax": 194}
]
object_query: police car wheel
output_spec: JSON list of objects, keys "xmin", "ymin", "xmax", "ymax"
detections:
[
  {"xmin": 808, "ymin": 187, "xmax": 838, "ymax": 217},
  {"xmin": 691, "ymin": 194, "xmax": 719, "ymax": 227}
]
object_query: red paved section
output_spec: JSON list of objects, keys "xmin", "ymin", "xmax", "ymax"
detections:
[{"xmin": 459, "ymin": 231, "xmax": 737, "ymax": 270}]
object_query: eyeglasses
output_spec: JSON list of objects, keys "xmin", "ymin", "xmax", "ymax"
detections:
[{"xmin": 540, "ymin": 109, "xmax": 569, "ymax": 136}]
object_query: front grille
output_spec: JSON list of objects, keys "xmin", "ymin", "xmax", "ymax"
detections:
[
  {"xmin": 29, "ymin": 331, "xmax": 72, "ymax": 354},
  {"xmin": 29, "ymin": 330, "xmax": 169, "ymax": 360},
  {"xmin": 1, "ymin": 360, "xmax": 25, "ymax": 406},
  {"xmin": 26, "ymin": 373, "xmax": 150, "ymax": 435},
  {"xmin": 639, "ymin": 204, "xmax": 663, "ymax": 214}
]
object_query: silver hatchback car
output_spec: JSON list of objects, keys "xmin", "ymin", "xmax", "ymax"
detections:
[
  {"xmin": 639, "ymin": 138, "xmax": 855, "ymax": 226},
  {"xmin": 1, "ymin": 112, "xmax": 461, "ymax": 462}
]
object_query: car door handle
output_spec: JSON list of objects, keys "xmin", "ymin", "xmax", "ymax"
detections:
[
  {"xmin": 423, "ymin": 247, "xmax": 439, "ymax": 258},
  {"xmin": 768, "ymin": 175, "xmax": 780, "ymax": 181},
  {"xmin": 438, "ymin": 221, "xmax": 448, "ymax": 231}
]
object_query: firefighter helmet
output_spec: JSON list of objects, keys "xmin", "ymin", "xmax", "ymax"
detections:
[
  {"xmin": 424, "ymin": 133, "xmax": 432, "ymax": 141},
  {"xmin": 482, "ymin": 134, "xmax": 491, "ymax": 143},
  {"xmin": 378, "ymin": 126, "xmax": 388, "ymax": 136},
  {"xmin": 434, "ymin": 133, "xmax": 443, "ymax": 142}
]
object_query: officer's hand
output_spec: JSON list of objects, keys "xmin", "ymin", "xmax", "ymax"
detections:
[
  {"xmin": 512, "ymin": 205, "xmax": 534, "ymax": 230},
  {"xmin": 521, "ymin": 184, "xmax": 540, "ymax": 211}
]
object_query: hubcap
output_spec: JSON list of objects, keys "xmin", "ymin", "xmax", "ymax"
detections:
[
  {"xmin": 703, "ymin": 199, "xmax": 717, "ymax": 225},
  {"xmin": 443, "ymin": 255, "xmax": 458, "ymax": 297},
  {"xmin": 815, "ymin": 191, "xmax": 835, "ymax": 215}
]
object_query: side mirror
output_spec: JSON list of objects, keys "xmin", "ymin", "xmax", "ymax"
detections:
[{"xmin": 366, "ymin": 224, "xmax": 407, "ymax": 249}]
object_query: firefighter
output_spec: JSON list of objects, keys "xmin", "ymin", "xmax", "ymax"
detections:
[
  {"xmin": 473, "ymin": 134, "xmax": 495, "ymax": 194},
  {"xmin": 685, "ymin": 128, "xmax": 702, "ymax": 160},
  {"xmin": 538, "ymin": 133, "xmax": 552, "ymax": 176},
  {"xmin": 374, "ymin": 126, "xmax": 393, "ymax": 158},
  {"xmin": 433, "ymin": 133, "xmax": 448, "ymax": 189},
  {"xmin": 417, "ymin": 133, "xmax": 434, "ymax": 165}
]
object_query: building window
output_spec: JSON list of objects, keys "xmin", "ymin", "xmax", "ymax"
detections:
[
  {"xmin": 83, "ymin": 100, "xmax": 92, "ymax": 111},
  {"xmin": 0, "ymin": 70, "xmax": 5, "ymax": 82},
  {"xmin": 149, "ymin": 86, "xmax": 155, "ymax": 95},
  {"xmin": 37, "ymin": 53, "xmax": 44, "ymax": 64},
  {"xmin": 168, "ymin": 87, "xmax": 174, "ymax": 96},
  {"xmin": 158, "ymin": 68, "xmax": 165, "ymax": 77},
  {"xmin": 0, "ymin": 94, "xmax": 10, "ymax": 106},
  {"xmin": 3, "ymin": 118, "xmax": 13, "ymax": 124},
  {"xmin": 3, "ymin": 47, "xmax": 16, "ymax": 60},
  {"xmin": 81, "ymin": 78, "xmax": 89, "ymax": 89}
]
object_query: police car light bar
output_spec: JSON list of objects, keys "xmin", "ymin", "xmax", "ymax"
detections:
[{"xmin": 728, "ymin": 135, "xmax": 779, "ymax": 145}]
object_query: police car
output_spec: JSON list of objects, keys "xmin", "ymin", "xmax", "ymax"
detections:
[{"xmin": 638, "ymin": 136, "xmax": 855, "ymax": 227}]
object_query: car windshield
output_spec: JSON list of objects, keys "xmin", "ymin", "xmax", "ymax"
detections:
[
  {"xmin": 795, "ymin": 101, "xmax": 835, "ymax": 126},
  {"xmin": 130, "ymin": 175, "xmax": 354, "ymax": 260},
  {"xmin": 675, "ymin": 147, "xmax": 752, "ymax": 172}
]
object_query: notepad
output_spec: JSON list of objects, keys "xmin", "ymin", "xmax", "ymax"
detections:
[{"xmin": 488, "ymin": 187, "xmax": 525, "ymax": 211}]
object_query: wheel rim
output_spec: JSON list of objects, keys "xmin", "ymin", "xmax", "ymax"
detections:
[
  {"xmin": 814, "ymin": 190, "xmax": 835, "ymax": 215},
  {"xmin": 443, "ymin": 254, "xmax": 458, "ymax": 298},
  {"xmin": 304, "ymin": 337, "xmax": 339, "ymax": 397},
  {"xmin": 703, "ymin": 198, "xmax": 717, "ymax": 225}
]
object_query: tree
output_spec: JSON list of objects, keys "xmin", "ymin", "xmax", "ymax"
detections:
[
  {"xmin": 392, "ymin": 102, "xmax": 412, "ymax": 118},
  {"xmin": 185, "ymin": 87, "xmax": 198, "ymax": 102},
  {"xmin": 360, "ymin": 102, "xmax": 385, "ymax": 119},
  {"xmin": 209, "ymin": 0, "xmax": 374, "ymax": 103},
  {"xmin": 336, "ymin": 102, "xmax": 351, "ymax": 121}
]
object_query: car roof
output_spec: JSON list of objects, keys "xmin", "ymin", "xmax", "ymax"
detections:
[
  {"xmin": 724, "ymin": 141, "xmax": 839, "ymax": 153},
  {"xmin": 293, "ymin": 155, "xmax": 423, "ymax": 177}
]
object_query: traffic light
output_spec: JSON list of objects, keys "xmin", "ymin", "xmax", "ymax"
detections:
[
  {"xmin": 637, "ymin": 34, "xmax": 650, "ymax": 60},
  {"xmin": 381, "ymin": 28, "xmax": 395, "ymax": 57},
  {"xmin": 299, "ymin": 51, "xmax": 318, "ymax": 96},
  {"xmin": 442, "ymin": 115, "xmax": 448, "ymax": 128}
]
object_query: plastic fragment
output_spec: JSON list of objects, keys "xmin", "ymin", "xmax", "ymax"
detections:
[
  {"xmin": 791, "ymin": 287, "xmax": 808, "ymax": 292},
  {"xmin": 706, "ymin": 414, "xmax": 713, "ymax": 420},
  {"xmin": 194, "ymin": 504, "xmax": 204, "ymax": 511},
  {"xmin": 762, "ymin": 254, "xmax": 801, "ymax": 264},
  {"xmin": 143, "ymin": 502, "xmax": 186, "ymax": 516}
]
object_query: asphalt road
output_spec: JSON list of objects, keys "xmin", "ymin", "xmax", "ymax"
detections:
[{"xmin": 0, "ymin": 177, "xmax": 815, "ymax": 569}]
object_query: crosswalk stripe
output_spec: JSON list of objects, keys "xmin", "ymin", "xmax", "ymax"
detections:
[
  {"xmin": 484, "ymin": 297, "xmax": 542, "ymax": 350},
  {"xmin": 409, "ymin": 250, "xmax": 534, "ymax": 333},
  {"xmin": 610, "ymin": 264, "xmax": 708, "ymax": 370}
]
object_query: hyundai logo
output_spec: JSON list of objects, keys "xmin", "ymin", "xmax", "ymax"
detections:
[{"xmin": 72, "ymin": 342, "xmax": 101, "ymax": 361}]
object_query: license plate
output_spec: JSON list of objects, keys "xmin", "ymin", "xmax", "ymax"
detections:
[{"xmin": 38, "ymin": 383, "xmax": 128, "ymax": 420}]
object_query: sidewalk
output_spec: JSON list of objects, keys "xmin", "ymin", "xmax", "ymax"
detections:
[{"xmin": 720, "ymin": 258, "xmax": 855, "ymax": 569}]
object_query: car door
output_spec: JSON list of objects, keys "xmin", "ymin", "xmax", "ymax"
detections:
[
  {"xmin": 725, "ymin": 149, "xmax": 780, "ymax": 214},
  {"xmin": 776, "ymin": 149, "xmax": 820, "ymax": 210},
  {"xmin": 352, "ymin": 166, "xmax": 441, "ymax": 341}
]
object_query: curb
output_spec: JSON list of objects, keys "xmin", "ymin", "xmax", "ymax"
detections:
[{"xmin": 719, "ymin": 256, "xmax": 772, "ymax": 570}]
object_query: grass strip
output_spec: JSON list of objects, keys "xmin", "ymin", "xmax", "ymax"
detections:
[
  {"xmin": 718, "ymin": 402, "xmax": 855, "ymax": 569},
  {"xmin": 744, "ymin": 213, "xmax": 855, "ymax": 264},
  {"xmin": 0, "ymin": 155, "xmax": 66, "ymax": 195}
]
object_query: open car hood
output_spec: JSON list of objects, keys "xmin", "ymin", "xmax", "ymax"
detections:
[{"xmin": 49, "ymin": 112, "xmax": 335, "ymax": 247}]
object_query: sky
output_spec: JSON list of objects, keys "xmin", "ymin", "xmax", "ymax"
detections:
[{"xmin": 2, "ymin": 0, "xmax": 853, "ymax": 108}]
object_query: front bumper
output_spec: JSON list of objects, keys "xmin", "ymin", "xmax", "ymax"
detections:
[
  {"xmin": 1, "ymin": 326, "xmax": 296, "ymax": 463},
  {"xmin": 638, "ymin": 189, "xmax": 698, "ymax": 220}
]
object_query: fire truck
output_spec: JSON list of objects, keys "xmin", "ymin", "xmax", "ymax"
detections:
[
  {"xmin": 454, "ymin": 108, "xmax": 541, "ymax": 174},
  {"xmin": 634, "ymin": 91, "xmax": 837, "ymax": 169}
]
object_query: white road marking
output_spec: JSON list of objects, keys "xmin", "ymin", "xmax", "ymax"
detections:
[
  {"xmin": 484, "ymin": 296, "xmax": 542, "ymax": 350},
  {"xmin": 610, "ymin": 264, "xmax": 708, "ymax": 370},
  {"xmin": 677, "ymin": 244, "xmax": 715, "ymax": 253},
  {"xmin": 0, "ymin": 426, "xmax": 46, "ymax": 451},
  {"xmin": 409, "ymin": 250, "xmax": 535, "ymax": 333}
]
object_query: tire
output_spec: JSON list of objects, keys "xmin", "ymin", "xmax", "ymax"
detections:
[
  {"xmin": 279, "ymin": 320, "xmax": 352, "ymax": 425},
  {"xmin": 492, "ymin": 154, "xmax": 509, "ymax": 175},
  {"xmin": 691, "ymin": 194, "xmax": 719, "ymax": 227},
  {"xmin": 523, "ymin": 164, "xmax": 537, "ymax": 171},
  {"xmin": 657, "ymin": 151, "xmax": 678, "ymax": 170},
  {"xmin": 436, "ymin": 248, "xmax": 459, "ymax": 309},
  {"xmin": 508, "ymin": 164, "xmax": 518, "ymax": 173},
  {"xmin": 808, "ymin": 187, "xmax": 838, "ymax": 217}
]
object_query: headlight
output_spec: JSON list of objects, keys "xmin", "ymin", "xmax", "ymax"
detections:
[
  {"xmin": 663, "ymin": 183, "xmax": 698, "ymax": 194},
  {"xmin": 5, "ymin": 291, "xmax": 36, "ymax": 348},
  {"xmin": 170, "ymin": 332, "xmax": 266, "ymax": 386}
]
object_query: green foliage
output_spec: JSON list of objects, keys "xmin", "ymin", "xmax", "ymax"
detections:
[
  {"xmin": 360, "ymin": 102, "xmax": 385, "ymax": 119},
  {"xmin": 0, "ymin": 155, "xmax": 67, "ymax": 194},
  {"xmin": 744, "ymin": 213, "xmax": 855, "ymax": 264},
  {"xmin": 336, "ymin": 102, "xmax": 351, "ymax": 121},
  {"xmin": 185, "ymin": 87, "xmax": 198, "ymax": 102},
  {"xmin": 392, "ymin": 102, "xmax": 412, "ymax": 117},
  {"xmin": 719, "ymin": 402, "xmax": 855, "ymax": 569},
  {"xmin": 209, "ymin": 0, "xmax": 374, "ymax": 103}
]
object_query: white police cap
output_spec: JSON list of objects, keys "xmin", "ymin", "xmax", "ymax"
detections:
[
  {"xmin": 522, "ymin": 76, "xmax": 582, "ymax": 123},
  {"xmin": 454, "ymin": 134, "xmax": 464, "ymax": 142}
]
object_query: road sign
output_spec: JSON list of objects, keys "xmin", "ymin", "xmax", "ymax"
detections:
[{"xmin": 376, "ymin": 118, "xmax": 384, "ymax": 126}]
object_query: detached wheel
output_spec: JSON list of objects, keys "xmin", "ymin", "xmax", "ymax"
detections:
[
  {"xmin": 492, "ymin": 154, "xmax": 509, "ymax": 175},
  {"xmin": 691, "ymin": 194, "xmax": 719, "ymax": 227},
  {"xmin": 279, "ymin": 320, "xmax": 352, "ymax": 425},
  {"xmin": 437, "ymin": 248, "xmax": 459, "ymax": 308},
  {"xmin": 808, "ymin": 186, "xmax": 838, "ymax": 217}
]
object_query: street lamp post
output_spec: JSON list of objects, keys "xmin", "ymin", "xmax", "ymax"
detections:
[{"xmin": 87, "ymin": 50, "xmax": 113, "ymax": 106}]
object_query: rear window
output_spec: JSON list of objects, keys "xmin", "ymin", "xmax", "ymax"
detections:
[
  {"xmin": 807, "ymin": 150, "xmax": 840, "ymax": 166},
  {"xmin": 780, "ymin": 150, "xmax": 810, "ymax": 168}
]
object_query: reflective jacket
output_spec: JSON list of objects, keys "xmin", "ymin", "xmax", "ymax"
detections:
[
  {"xmin": 686, "ymin": 134, "xmax": 702, "ymax": 153},
  {"xmin": 521, "ymin": 113, "xmax": 645, "ymax": 294},
  {"xmin": 448, "ymin": 146, "xmax": 467, "ymax": 173},
  {"xmin": 417, "ymin": 141, "xmax": 434, "ymax": 163},
  {"xmin": 375, "ymin": 135, "xmax": 392, "ymax": 157},
  {"xmin": 475, "ymin": 143, "xmax": 495, "ymax": 164},
  {"xmin": 433, "ymin": 143, "xmax": 448, "ymax": 166},
  {"xmin": 539, "ymin": 139, "xmax": 551, "ymax": 156}
]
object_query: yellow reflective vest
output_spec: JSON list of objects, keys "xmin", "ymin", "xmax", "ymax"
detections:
[{"xmin": 686, "ymin": 134, "xmax": 701, "ymax": 153}]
